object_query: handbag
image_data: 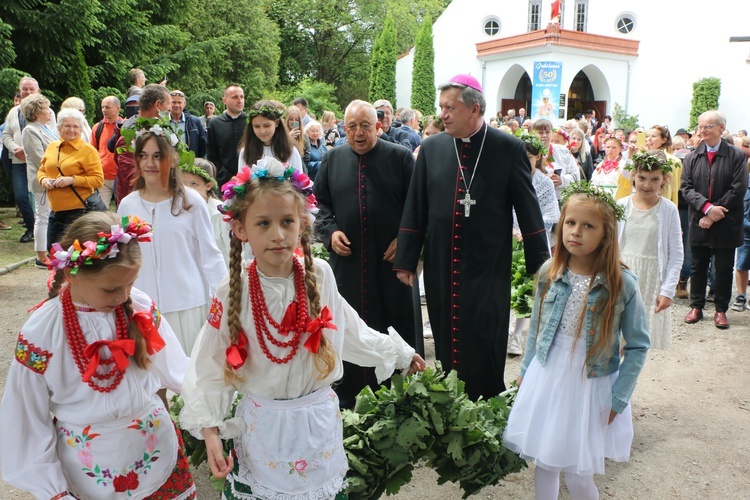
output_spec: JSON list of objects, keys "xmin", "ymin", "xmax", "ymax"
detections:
[{"xmin": 56, "ymin": 144, "xmax": 108, "ymax": 212}]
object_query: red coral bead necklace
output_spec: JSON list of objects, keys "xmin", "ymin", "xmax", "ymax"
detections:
[
  {"xmin": 248, "ymin": 258, "xmax": 309, "ymax": 364},
  {"xmin": 61, "ymin": 287, "xmax": 129, "ymax": 392}
]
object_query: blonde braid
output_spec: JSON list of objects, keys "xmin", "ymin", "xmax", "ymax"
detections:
[
  {"xmin": 48, "ymin": 270, "xmax": 66, "ymax": 300},
  {"xmin": 301, "ymin": 228, "xmax": 336, "ymax": 379},
  {"xmin": 122, "ymin": 296, "xmax": 151, "ymax": 370},
  {"xmin": 224, "ymin": 235, "xmax": 246, "ymax": 383}
]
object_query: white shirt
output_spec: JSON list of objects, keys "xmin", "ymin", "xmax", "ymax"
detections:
[
  {"xmin": 180, "ymin": 258, "xmax": 415, "ymax": 439},
  {"xmin": 118, "ymin": 187, "xmax": 227, "ymax": 313},
  {"xmin": 0, "ymin": 288, "xmax": 188, "ymax": 499},
  {"xmin": 237, "ymin": 146, "xmax": 303, "ymax": 172}
]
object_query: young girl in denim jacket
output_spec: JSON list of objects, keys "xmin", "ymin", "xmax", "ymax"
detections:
[{"xmin": 503, "ymin": 181, "xmax": 650, "ymax": 500}]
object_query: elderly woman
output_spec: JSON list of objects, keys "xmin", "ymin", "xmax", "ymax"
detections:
[
  {"xmin": 20, "ymin": 94, "xmax": 59, "ymax": 267},
  {"xmin": 37, "ymin": 109, "xmax": 104, "ymax": 247},
  {"xmin": 60, "ymin": 96, "xmax": 92, "ymax": 143},
  {"xmin": 304, "ymin": 120, "xmax": 326, "ymax": 181}
]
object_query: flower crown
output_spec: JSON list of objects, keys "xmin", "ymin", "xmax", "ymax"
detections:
[
  {"xmin": 219, "ymin": 157, "xmax": 318, "ymax": 223},
  {"xmin": 518, "ymin": 133, "xmax": 549, "ymax": 158},
  {"xmin": 49, "ymin": 216, "xmax": 153, "ymax": 274},
  {"xmin": 120, "ymin": 116, "xmax": 185, "ymax": 153},
  {"xmin": 561, "ymin": 181, "xmax": 626, "ymax": 222},
  {"xmin": 247, "ymin": 105, "xmax": 284, "ymax": 122},
  {"xmin": 180, "ymin": 163, "xmax": 217, "ymax": 188},
  {"xmin": 602, "ymin": 133, "xmax": 622, "ymax": 146},
  {"xmin": 552, "ymin": 127, "xmax": 570, "ymax": 142},
  {"xmin": 625, "ymin": 151, "xmax": 677, "ymax": 175}
]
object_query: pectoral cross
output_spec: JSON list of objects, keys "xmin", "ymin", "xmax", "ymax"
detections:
[{"xmin": 459, "ymin": 192, "xmax": 476, "ymax": 217}]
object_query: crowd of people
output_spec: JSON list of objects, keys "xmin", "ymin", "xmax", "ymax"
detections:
[{"xmin": 0, "ymin": 69, "xmax": 748, "ymax": 500}]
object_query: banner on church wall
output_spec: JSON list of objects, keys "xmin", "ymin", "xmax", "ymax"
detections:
[{"xmin": 531, "ymin": 61, "xmax": 562, "ymax": 121}]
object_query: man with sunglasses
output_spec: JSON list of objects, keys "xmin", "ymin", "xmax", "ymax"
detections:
[
  {"xmin": 168, "ymin": 90, "xmax": 206, "ymax": 158},
  {"xmin": 681, "ymin": 110, "xmax": 748, "ymax": 329}
]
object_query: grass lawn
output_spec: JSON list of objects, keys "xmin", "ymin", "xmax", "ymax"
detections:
[{"xmin": 0, "ymin": 206, "xmax": 36, "ymax": 268}]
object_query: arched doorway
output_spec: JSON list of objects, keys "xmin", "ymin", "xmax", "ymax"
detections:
[
  {"xmin": 566, "ymin": 68, "xmax": 607, "ymax": 122},
  {"xmin": 498, "ymin": 69, "xmax": 532, "ymax": 120}
]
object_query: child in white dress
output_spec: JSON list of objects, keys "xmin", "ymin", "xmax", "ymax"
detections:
[
  {"xmin": 618, "ymin": 150, "xmax": 683, "ymax": 348},
  {"xmin": 0, "ymin": 212, "xmax": 194, "ymax": 499},
  {"xmin": 180, "ymin": 157, "xmax": 425, "ymax": 499},
  {"xmin": 118, "ymin": 122, "xmax": 227, "ymax": 356},
  {"xmin": 503, "ymin": 182, "xmax": 650, "ymax": 499}
]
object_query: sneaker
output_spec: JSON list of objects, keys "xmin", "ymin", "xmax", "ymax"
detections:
[
  {"xmin": 19, "ymin": 230, "xmax": 33, "ymax": 243},
  {"xmin": 35, "ymin": 259, "xmax": 50, "ymax": 269},
  {"xmin": 507, "ymin": 335, "xmax": 522, "ymax": 356},
  {"xmin": 706, "ymin": 290, "xmax": 715, "ymax": 303},
  {"xmin": 423, "ymin": 328, "xmax": 433, "ymax": 339},
  {"xmin": 0, "ymin": 221, "xmax": 10, "ymax": 230},
  {"xmin": 730, "ymin": 295, "xmax": 747, "ymax": 312}
]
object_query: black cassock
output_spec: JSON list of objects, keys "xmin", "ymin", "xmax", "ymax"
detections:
[
  {"xmin": 314, "ymin": 139, "xmax": 422, "ymax": 406},
  {"xmin": 394, "ymin": 124, "xmax": 549, "ymax": 400}
]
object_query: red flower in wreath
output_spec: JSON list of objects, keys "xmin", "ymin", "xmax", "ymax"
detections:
[{"xmin": 113, "ymin": 470, "xmax": 139, "ymax": 492}]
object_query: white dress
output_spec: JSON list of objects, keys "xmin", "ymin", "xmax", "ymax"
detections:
[
  {"xmin": 621, "ymin": 199, "xmax": 671, "ymax": 348},
  {"xmin": 118, "ymin": 188, "xmax": 228, "ymax": 355},
  {"xmin": 0, "ymin": 288, "xmax": 190, "ymax": 499},
  {"xmin": 503, "ymin": 271, "xmax": 634, "ymax": 475},
  {"xmin": 180, "ymin": 257, "xmax": 415, "ymax": 498}
]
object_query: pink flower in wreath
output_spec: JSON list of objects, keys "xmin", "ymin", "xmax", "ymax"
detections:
[
  {"xmin": 145, "ymin": 433, "xmax": 159, "ymax": 454},
  {"xmin": 77, "ymin": 449, "xmax": 94, "ymax": 469},
  {"xmin": 294, "ymin": 460, "xmax": 307, "ymax": 473}
]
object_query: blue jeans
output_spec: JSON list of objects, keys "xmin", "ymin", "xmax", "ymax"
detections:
[
  {"xmin": 678, "ymin": 208, "xmax": 691, "ymax": 279},
  {"xmin": 11, "ymin": 163, "xmax": 34, "ymax": 232}
]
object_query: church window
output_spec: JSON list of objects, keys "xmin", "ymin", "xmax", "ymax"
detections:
[
  {"xmin": 528, "ymin": 0, "xmax": 542, "ymax": 31},
  {"xmin": 483, "ymin": 18, "xmax": 501, "ymax": 36},
  {"xmin": 574, "ymin": 0, "xmax": 588, "ymax": 31},
  {"xmin": 616, "ymin": 14, "xmax": 636, "ymax": 34}
]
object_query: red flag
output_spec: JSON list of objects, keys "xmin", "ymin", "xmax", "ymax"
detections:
[{"xmin": 551, "ymin": 0, "xmax": 561, "ymax": 21}]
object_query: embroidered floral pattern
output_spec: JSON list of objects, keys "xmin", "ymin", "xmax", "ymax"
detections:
[
  {"xmin": 14, "ymin": 334, "xmax": 53, "ymax": 374},
  {"xmin": 289, "ymin": 459, "xmax": 308, "ymax": 477},
  {"xmin": 144, "ymin": 424, "xmax": 195, "ymax": 499},
  {"xmin": 207, "ymin": 297, "xmax": 223, "ymax": 329},
  {"xmin": 58, "ymin": 406, "xmax": 167, "ymax": 496}
]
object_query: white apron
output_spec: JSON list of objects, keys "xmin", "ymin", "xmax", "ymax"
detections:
[
  {"xmin": 56, "ymin": 400, "xmax": 178, "ymax": 499},
  {"xmin": 226, "ymin": 387, "xmax": 348, "ymax": 499}
]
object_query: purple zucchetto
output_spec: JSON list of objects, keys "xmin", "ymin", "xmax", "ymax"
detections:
[{"xmin": 448, "ymin": 74, "xmax": 483, "ymax": 93}]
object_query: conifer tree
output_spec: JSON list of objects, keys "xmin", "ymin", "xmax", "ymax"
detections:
[
  {"xmin": 369, "ymin": 14, "xmax": 397, "ymax": 104},
  {"xmin": 411, "ymin": 15, "xmax": 435, "ymax": 116}
]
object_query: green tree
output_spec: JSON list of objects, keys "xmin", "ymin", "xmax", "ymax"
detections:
[
  {"xmin": 270, "ymin": 79, "xmax": 342, "ymax": 119},
  {"xmin": 612, "ymin": 102, "xmax": 639, "ymax": 132},
  {"xmin": 410, "ymin": 15, "xmax": 435, "ymax": 116},
  {"xmin": 68, "ymin": 41, "xmax": 96, "ymax": 122},
  {"xmin": 363, "ymin": 0, "xmax": 447, "ymax": 55},
  {"xmin": 369, "ymin": 14, "xmax": 397, "ymax": 104},
  {"xmin": 690, "ymin": 77, "xmax": 721, "ymax": 129}
]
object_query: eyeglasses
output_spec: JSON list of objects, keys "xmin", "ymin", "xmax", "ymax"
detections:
[
  {"xmin": 169, "ymin": 91, "xmax": 185, "ymax": 97},
  {"xmin": 697, "ymin": 124, "xmax": 717, "ymax": 131}
]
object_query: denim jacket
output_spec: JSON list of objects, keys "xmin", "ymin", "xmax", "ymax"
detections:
[{"xmin": 519, "ymin": 261, "xmax": 650, "ymax": 413}]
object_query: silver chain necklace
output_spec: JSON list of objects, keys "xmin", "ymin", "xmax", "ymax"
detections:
[{"xmin": 453, "ymin": 125, "xmax": 487, "ymax": 217}]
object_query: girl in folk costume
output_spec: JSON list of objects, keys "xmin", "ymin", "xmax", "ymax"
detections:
[
  {"xmin": 591, "ymin": 135, "xmax": 628, "ymax": 198},
  {"xmin": 239, "ymin": 100, "xmax": 304, "ymax": 173},
  {"xmin": 180, "ymin": 157, "xmax": 425, "ymax": 499},
  {"xmin": 503, "ymin": 182, "xmax": 650, "ymax": 500},
  {"xmin": 180, "ymin": 157, "xmax": 232, "ymax": 268},
  {"xmin": 118, "ymin": 122, "xmax": 227, "ymax": 356},
  {"xmin": 618, "ymin": 151, "xmax": 683, "ymax": 349},
  {"xmin": 0, "ymin": 212, "xmax": 194, "ymax": 499}
]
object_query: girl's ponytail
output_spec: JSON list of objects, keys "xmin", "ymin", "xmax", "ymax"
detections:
[{"xmin": 224, "ymin": 234, "xmax": 246, "ymax": 383}]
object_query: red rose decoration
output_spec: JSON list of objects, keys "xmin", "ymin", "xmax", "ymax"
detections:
[{"xmin": 112, "ymin": 471, "xmax": 139, "ymax": 492}]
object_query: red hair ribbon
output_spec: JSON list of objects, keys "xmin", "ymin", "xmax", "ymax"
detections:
[
  {"xmin": 304, "ymin": 306, "xmax": 337, "ymax": 354},
  {"xmin": 131, "ymin": 311, "xmax": 166, "ymax": 355},
  {"xmin": 226, "ymin": 329, "xmax": 249, "ymax": 370},
  {"xmin": 82, "ymin": 339, "xmax": 136, "ymax": 382}
]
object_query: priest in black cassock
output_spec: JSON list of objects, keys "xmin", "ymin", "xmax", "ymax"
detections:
[
  {"xmin": 314, "ymin": 99, "xmax": 422, "ymax": 408},
  {"xmin": 394, "ymin": 75, "xmax": 550, "ymax": 401}
]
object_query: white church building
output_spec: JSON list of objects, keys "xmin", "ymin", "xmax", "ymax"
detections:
[{"xmin": 396, "ymin": 0, "xmax": 750, "ymax": 133}]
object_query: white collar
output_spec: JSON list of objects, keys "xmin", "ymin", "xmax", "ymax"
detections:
[{"xmin": 459, "ymin": 122, "xmax": 485, "ymax": 143}]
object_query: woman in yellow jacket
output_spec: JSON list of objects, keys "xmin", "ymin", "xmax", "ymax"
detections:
[{"xmin": 38, "ymin": 108, "xmax": 104, "ymax": 248}]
